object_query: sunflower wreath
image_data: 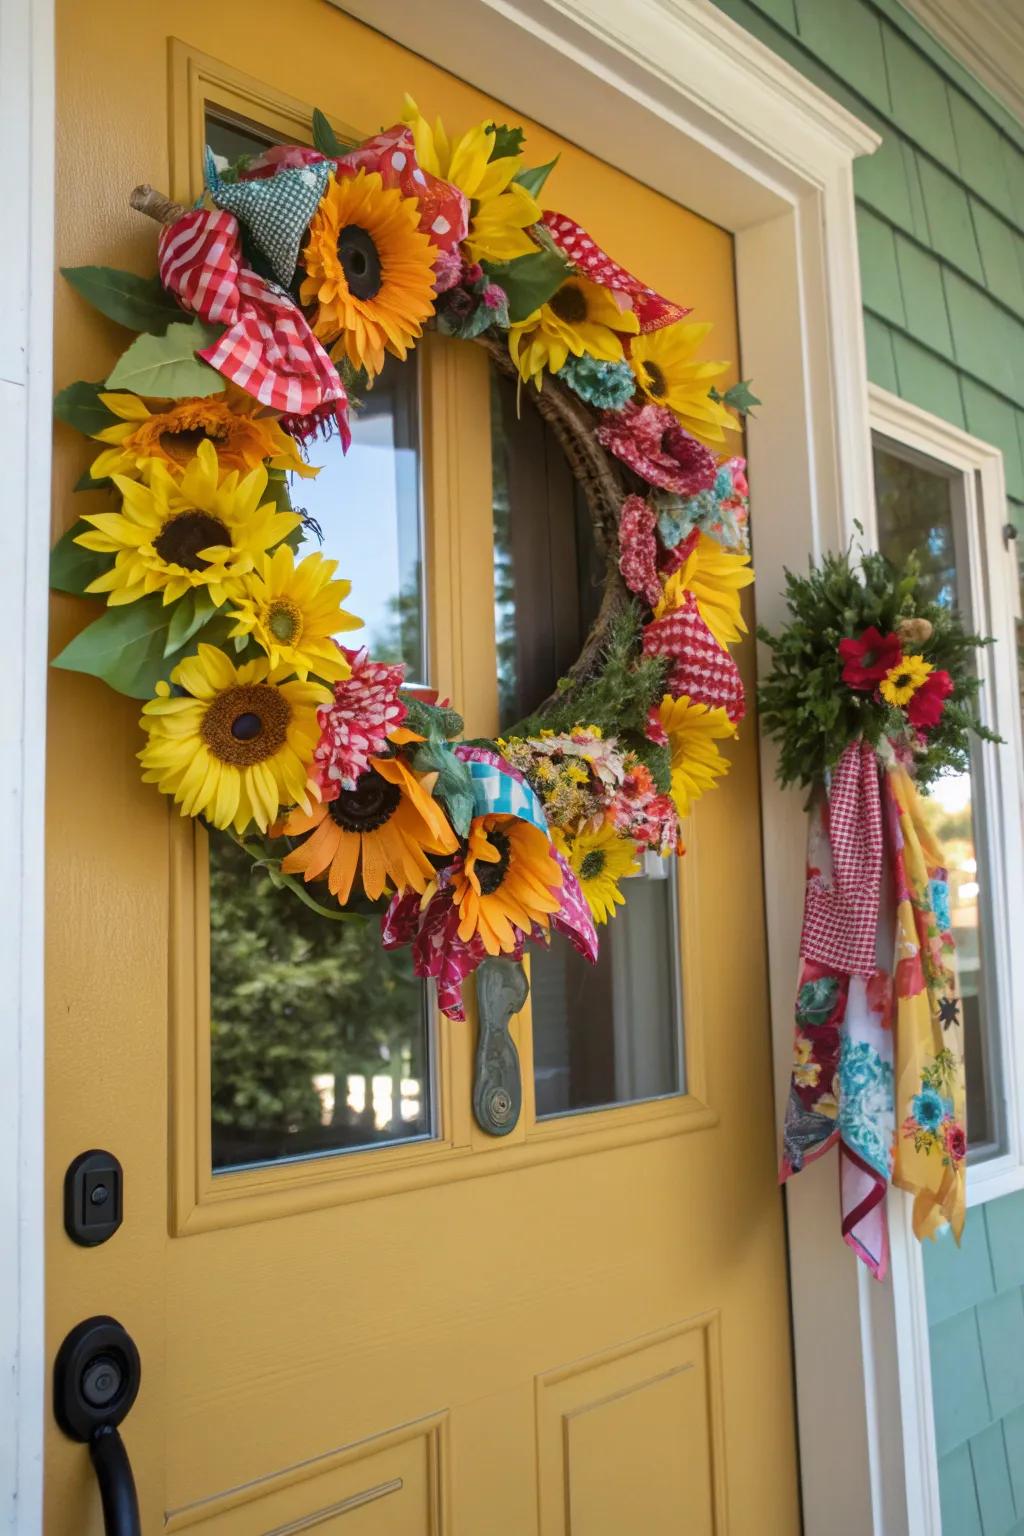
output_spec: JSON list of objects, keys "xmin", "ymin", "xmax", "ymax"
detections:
[
  {"xmin": 51, "ymin": 100, "xmax": 756, "ymax": 1043},
  {"xmin": 757, "ymin": 541, "xmax": 996, "ymax": 1274}
]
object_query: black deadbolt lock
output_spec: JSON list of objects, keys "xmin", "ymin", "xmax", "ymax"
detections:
[{"xmin": 64, "ymin": 1149, "xmax": 123, "ymax": 1247}]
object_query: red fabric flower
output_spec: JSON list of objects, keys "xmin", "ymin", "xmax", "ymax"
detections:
[
  {"xmin": 907, "ymin": 668, "xmax": 954, "ymax": 732},
  {"xmin": 838, "ymin": 626, "xmax": 902, "ymax": 690},
  {"xmin": 241, "ymin": 145, "xmax": 331, "ymax": 180},
  {"xmin": 596, "ymin": 402, "xmax": 717, "ymax": 495},
  {"xmin": 618, "ymin": 495, "xmax": 661, "ymax": 607},
  {"xmin": 945, "ymin": 1121, "xmax": 967, "ymax": 1163},
  {"xmin": 311, "ymin": 647, "xmax": 407, "ymax": 798}
]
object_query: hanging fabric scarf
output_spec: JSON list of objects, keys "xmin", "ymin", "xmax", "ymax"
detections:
[{"xmin": 780, "ymin": 739, "xmax": 966, "ymax": 1277}]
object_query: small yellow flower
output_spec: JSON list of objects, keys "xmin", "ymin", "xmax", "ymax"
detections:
[
  {"xmin": 509, "ymin": 276, "xmax": 639, "ymax": 390},
  {"xmin": 793, "ymin": 1036, "xmax": 821, "ymax": 1090},
  {"xmin": 226, "ymin": 545, "xmax": 363, "ymax": 682},
  {"xmin": 562, "ymin": 819, "xmax": 639, "ymax": 924},
  {"xmin": 402, "ymin": 97, "xmax": 542, "ymax": 264},
  {"xmin": 657, "ymin": 694, "xmax": 737, "ymax": 819},
  {"xmin": 816, "ymin": 1092, "xmax": 839, "ymax": 1120},
  {"xmin": 880, "ymin": 654, "xmax": 933, "ymax": 707}
]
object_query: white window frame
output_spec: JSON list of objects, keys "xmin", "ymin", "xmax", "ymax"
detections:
[{"xmin": 868, "ymin": 384, "xmax": 1024, "ymax": 1207}]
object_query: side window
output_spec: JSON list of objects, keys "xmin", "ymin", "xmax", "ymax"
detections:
[
  {"xmin": 872, "ymin": 437, "xmax": 1010, "ymax": 1164},
  {"xmin": 204, "ymin": 113, "xmax": 433, "ymax": 1172},
  {"xmin": 491, "ymin": 368, "xmax": 685, "ymax": 1118}
]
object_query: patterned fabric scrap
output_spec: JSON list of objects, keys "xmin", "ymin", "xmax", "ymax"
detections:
[{"xmin": 885, "ymin": 761, "xmax": 966, "ymax": 1243}]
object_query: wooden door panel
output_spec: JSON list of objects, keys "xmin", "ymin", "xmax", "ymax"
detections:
[{"xmin": 48, "ymin": 3, "xmax": 799, "ymax": 1532}]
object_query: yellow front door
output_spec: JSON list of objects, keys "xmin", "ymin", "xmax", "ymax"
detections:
[{"xmin": 47, "ymin": 4, "xmax": 800, "ymax": 1531}]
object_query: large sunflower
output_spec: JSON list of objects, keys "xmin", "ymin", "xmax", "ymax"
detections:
[
  {"xmin": 451, "ymin": 814, "xmax": 563, "ymax": 955},
  {"xmin": 629, "ymin": 321, "xmax": 738, "ymax": 446},
  {"xmin": 509, "ymin": 276, "xmax": 640, "ymax": 390},
  {"xmin": 300, "ymin": 169, "xmax": 437, "ymax": 380},
  {"xmin": 655, "ymin": 531, "xmax": 754, "ymax": 649},
  {"xmin": 402, "ymin": 97, "xmax": 542, "ymax": 264},
  {"xmin": 657, "ymin": 694, "xmax": 736, "ymax": 819},
  {"xmin": 226, "ymin": 546, "xmax": 362, "ymax": 683},
  {"xmin": 89, "ymin": 386, "xmax": 317, "ymax": 483},
  {"xmin": 562, "ymin": 819, "xmax": 639, "ymax": 924},
  {"xmin": 76, "ymin": 440, "xmax": 300, "ymax": 608},
  {"xmin": 279, "ymin": 753, "xmax": 457, "ymax": 903},
  {"xmin": 138, "ymin": 645, "xmax": 327, "ymax": 834}
]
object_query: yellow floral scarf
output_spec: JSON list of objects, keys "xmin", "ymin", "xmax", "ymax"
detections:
[{"xmin": 885, "ymin": 760, "xmax": 966, "ymax": 1242}]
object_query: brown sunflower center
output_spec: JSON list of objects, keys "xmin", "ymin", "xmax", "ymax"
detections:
[
  {"xmin": 328, "ymin": 769, "xmax": 401, "ymax": 832},
  {"xmin": 338, "ymin": 223, "xmax": 383, "ymax": 301},
  {"xmin": 267, "ymin": 598, "xmax": 303, "ymax": 646},
  {"xmin": 200, "ymin": 683, "xmax": 291, "ymax": 766},
  {"xmin": 154, "ymin": 510, "xmax": 232, "ymax": 571},
  {"xmin": 893, "ymin": 672, "xmax": 913, "ymax": 690},
  {"xmin": 642, "ymin": 360, "xmax": 667, "ymax": 398},
  {"xmin": 158, "ymin": 424, "xmax": 228, "ymax": 463},
  {"xmin": 476, "ymin": 829, "xmax": 512, "ymax": 895},
  {"xmin": 548, "ymin": 283, "xmax": 588, "ymax": 324},
  {"xmin": 580, "ymin": 850, "xmax": 606, "ymax": 881}
]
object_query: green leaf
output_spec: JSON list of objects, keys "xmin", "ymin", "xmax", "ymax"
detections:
[
  {"xmin": 514, "ymin": 157, "xmax": 558, "ymax": 199},
  {"xmin": 164, "ymin": 588, "xmax": 220, "ymax": 657},
  {"xmin": 73, "ymin": 467, "xmax": 113, "ymax": 492},
  {"xmin": 105, "ymin": 320, "xmax": 226, "ymax": 399},
  {"xmin": 51, "ymin": 595, "xmax": 178, "ymax": 698},
  {"xmin": 263, "ymin": 470, "xmax": 293, "ymax": 512},
  {"xmin": 49, "ymin": 521, "xmax": 111, "ymax": 596},
  {"xmin": 710, "ymin": 379, "xmax": 761, "ymax": 416},
  {"xmin": 411, "ymin": 740, "xmax": 474, "ymax": 838},
  {"xmin": 488, "ymin": 123, "xmax": 525, "ymax": 160},
  {"xmin": 61, "ymin": 266, "xmax": 183, "ymax": 334},
  {"xmin": 53, "ymin": 380, "xmax": 119, "ymax": 435},
  {"xmin": 482, "ymin": 249, "xmax": 572, "ymax": 323},
  {"xmin": 311, "ymin": 108, "xmax": 342, "ymax": 158}
]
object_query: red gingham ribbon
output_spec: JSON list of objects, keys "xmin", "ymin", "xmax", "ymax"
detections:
[
  {"xmin": 158, "ymin": 208, "xmax": 350, "ymax": 446},
  {"xmin": 800, "ymin": 739, "xmax": 883, "ymax": 975},
  {"xmin": 542, "ymin": 211, "xmax": 690, "ymax": 333}
]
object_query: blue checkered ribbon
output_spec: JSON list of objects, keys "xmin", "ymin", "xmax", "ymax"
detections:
[{"xmin": 462, "ymin": 757, "xmax": 549, "ymax": 834}]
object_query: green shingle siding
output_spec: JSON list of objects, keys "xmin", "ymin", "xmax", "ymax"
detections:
[{"xmin": 709, "ymin": 3, "xmax": 1024, "ymax": 1532}]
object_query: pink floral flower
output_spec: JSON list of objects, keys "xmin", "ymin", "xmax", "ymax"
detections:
[
  {"xmin": 617, "ymin": 495, "xmax": 661, "ymax": 608},
  {"xmin": 609, "ymin": 763, "xmax": 679, "ymax": 854},
  {"xmin": 596, "ymin": 401, "xmax": 717, "ymax": 495},
  {"xmin": 945, "ymin": 1121, "xmax": 967, "ymax": 1163},
  {"xmin": 240, "ymin": 145, "xmax": 332, "ymax": 180},
  {"xmin": 311, "ymin": 647, "xmax": 407, "ymax": 798}
]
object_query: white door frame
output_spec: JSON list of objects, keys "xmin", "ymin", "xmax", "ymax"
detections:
[
  {"xmin": 0, "ymin": 0, "xmax": 948, "ymax": 1529},
  {"xmin": 0, "ymin": 0, "xmax": 53, "ymax": 1529}
]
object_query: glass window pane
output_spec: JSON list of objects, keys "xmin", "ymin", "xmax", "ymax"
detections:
[
  {"xmin": 873, "ymin": 443, "xmax": 1000, "ymax": 1152},
  {"xmin": 491, "ymin": 368, "xmax": 685, "ymax": 1118},
  {"xmin": 202, "ymin": 112, "xmax": 432, "ymax": 1172},
  {"xmin": 210, "ymin": 831, "xmax": 433, "ymax": 1172}
]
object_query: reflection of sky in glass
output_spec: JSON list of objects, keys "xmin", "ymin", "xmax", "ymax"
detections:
[{"xmin": 295, "ymin": 419, "xmax": 420, "ymax": 668}]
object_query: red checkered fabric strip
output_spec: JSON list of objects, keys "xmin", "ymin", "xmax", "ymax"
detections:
[
  {"xmin": 801, "ymin": 739, "xmax": 883, "ymax": 975},
  {"xmin": 642, "ymin": 592, "xmax": 746, "ymax": 722},
  {"xmin": 199, "ymin": 270, "xmax": 349, "ymax": 444},
  {"xmin": 158, "ymin": 209, "xmax": 241, "ymax": 326},
  {"xmin": 157, "ymin": 208, "xmax": 349, "ymax": 446},
  {"xmin": 542, "ymin": 211, "xmax": 690, "ymax": 332}
]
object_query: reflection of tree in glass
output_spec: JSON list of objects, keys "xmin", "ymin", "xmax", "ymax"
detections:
[
  {"xmin": 367, "ymin": 563, "xmax": 424, "ymax": 673},
  {"xmin": 209, "ymin": 830, "xmax": 429, "ymax": 1169},
  {"xmin": 873, "ymin": 448, "xmax": 958, "ymax": 610}
]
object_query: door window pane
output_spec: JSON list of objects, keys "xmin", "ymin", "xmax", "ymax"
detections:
[
  {"xmin": 203, "ymin": 112, "xmax": 432, "ymax": 1172},
  {"xmin": 491, "ymin": 370, "xmax": 685, "ymax": 1117},
  {"xmin": 873, "ymin": 444, "xmax": 1001, "ymax": 1153}
]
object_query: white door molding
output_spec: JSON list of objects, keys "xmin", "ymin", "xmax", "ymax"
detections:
[
  {"xmin": 0, "ymin": 0, "xmax": 54, "ymax": 1529},
  {"xmin": 328, "ymin": 3, "xmax": 926, "ymax": 1533}
]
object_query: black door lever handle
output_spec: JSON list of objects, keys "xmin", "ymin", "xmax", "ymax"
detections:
[{"xmin": 54, "ymin": 1317, "xmax": 142, "ymax": 1536}]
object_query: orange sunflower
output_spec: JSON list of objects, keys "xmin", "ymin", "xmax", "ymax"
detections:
[
  {"xmin": 450, "ymin": 814, "xmax": 563, "ymax": 956},
  {"xmin": 279, "ymin": 752, "xmax": 457, "ymax": 904},
  {"xmin": 300, "ymin": 169, "xmax": 438, "ymax": 380},
  {"xmin": 90, "ymin": 386, "xmax": 317, "ymax": 482}
]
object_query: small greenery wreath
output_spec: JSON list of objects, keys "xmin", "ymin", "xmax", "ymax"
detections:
[{"xmin": 51, "ymin": 100, "xmax": 755, "ymax": 1020}]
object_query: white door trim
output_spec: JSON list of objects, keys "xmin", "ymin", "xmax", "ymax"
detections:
[
  {"xmin": 0, "ymin": 0, "xmax": 54, "ymax": 1529},
  {"xmin": 326, "ymin": 3, "xmax": 926, "ymax": 1533}
]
